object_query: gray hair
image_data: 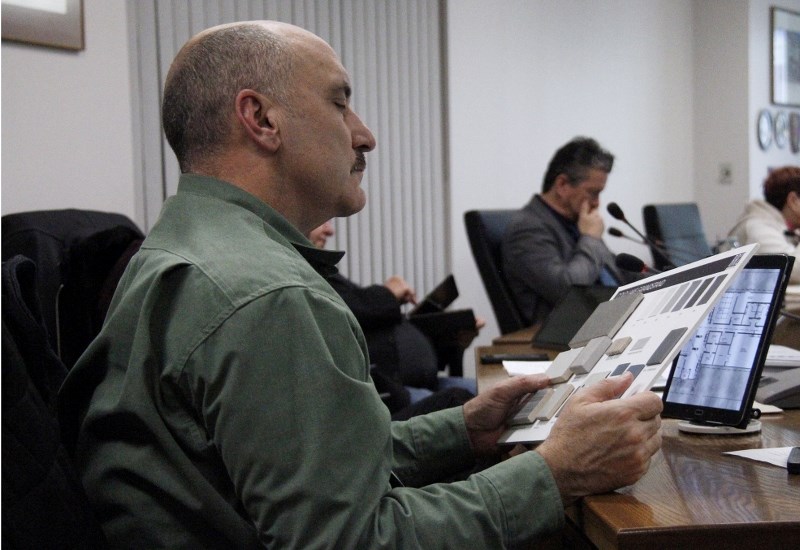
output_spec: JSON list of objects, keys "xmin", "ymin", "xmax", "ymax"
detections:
[
  {"xmin": 162, "ymin": 23, "xmax": 294, "ymax": 172},
  {"xmin": 541, "ymin": 137, "xmax": 614, "ymax": 193}
]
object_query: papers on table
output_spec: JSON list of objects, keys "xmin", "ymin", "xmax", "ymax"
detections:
[
  {"xmin": 752, "ymin": 400, "xmax": 783, "ymax": 414},
  {"xmin": 723, "ymin": 446, "xmax": 795, "ymax": 469},
  {"xmin": 765, "ymin": 345, "xmax": 800, "ymax": 368}
]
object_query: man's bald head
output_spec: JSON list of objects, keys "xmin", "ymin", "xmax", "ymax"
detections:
[{"xmin": 162, "ymin": 21, "xmax": 313, "ymax": 173}]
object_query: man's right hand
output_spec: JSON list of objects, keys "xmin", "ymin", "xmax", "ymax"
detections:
[
  {"xmin": 577, "ymin": 200, "xmax": 604, "ymax": 238},
  {"xmin": 384, "ymin": 276, "xmax": 417, "ymax": 305},
  {"xmin": 534, "ymin": 372, "xmax": 663, "ymax": 506}
]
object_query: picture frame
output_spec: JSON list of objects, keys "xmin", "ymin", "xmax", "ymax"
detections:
[
  {"xmin": 772, "ymin": 7, "xmax": 800, "ymax": 107},
  {"xmin": 790, "ymin": 112, "xmax": 800, "ymax": 154},
  {"xmin": 1, "ymin": 0, "xmax": 84, "ymax": 51}
]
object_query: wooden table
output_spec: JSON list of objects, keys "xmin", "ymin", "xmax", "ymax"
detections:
[
  {"xmin": 491, "ymin": 324, "xmax": 540, "ymax": 345},
  {"xmin": 476, "ymin": 337, "xmax": 800, "ymax": 549},
  {"xmin": 570, "ymin": 413, "xmax": 800, "ymax": 549}
]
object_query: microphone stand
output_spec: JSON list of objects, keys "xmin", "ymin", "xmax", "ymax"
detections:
[
  {"xmin": 609, "ymin": 227, "xmax": 691, "ymax": 261},
  {"xmin": 606, "ymin": 203, "xmax": 675, "ymax": 270}
]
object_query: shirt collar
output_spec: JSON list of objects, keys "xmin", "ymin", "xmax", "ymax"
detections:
[
  {"xmin": 177, "ymin": 173, "xmax": 345, "ymax": 277},
  {"xmin": 293, "ymin": 241, "xmax": 345, "ymax": 277},
  {"xmin": 534, "ymin": 195, "xmax": 580, "ymax": 241}
]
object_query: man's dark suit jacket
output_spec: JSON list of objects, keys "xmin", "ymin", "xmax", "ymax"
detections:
[{"xmin": 502, "ymin": 196, "xmax": 635, "ymax": 325}]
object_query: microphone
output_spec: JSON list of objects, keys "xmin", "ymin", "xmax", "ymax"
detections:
[
  {"xmin": 608, "ymin": 226, "xmax": 702, "ymax": 266},
  {"xmin": 607, "ymin": 202, "xmax": 650, "ymax": 244},
  {"xmin": 615, "ymin": 252, "xmax": 662, "ymax": 274},
  {"xmin": 608, "ymin": 226, "xmax": 647, "ymax": 245},
  {"xmin": 607, "ymin": 202, "xmax": 674, "ymax": 269}
]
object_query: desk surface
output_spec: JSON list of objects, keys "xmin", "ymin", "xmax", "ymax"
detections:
[
  {"xmin": 573, "ymin": 413, "xmax": 800, "ymax": 549},
  {"xmin": 476, "ymin": 343, "xmax": 800, "ymax": 549}
]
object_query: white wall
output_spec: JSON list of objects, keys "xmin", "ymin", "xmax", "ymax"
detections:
[
  {"xmin": 692, "ymin": 0, "xmax": 750, "ymax": 243},
  {"xmin": 447, "ymin": 0, "xmax": 696, "ymax": 375},
  {"xmin": 692, "ymin": 0, "xmax": 800, "ymax": 245},
  {"xmin": 1, "ymin": 0, "xmax": 137, "ymax": 221},
  {"xmin": 747, "ymin": 0, "xmax": 800, "ymax": 195}
]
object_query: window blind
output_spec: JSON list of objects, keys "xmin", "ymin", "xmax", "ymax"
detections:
[{"xmin": 129, "ymin": 0, "xmax": 449, "ymax": 293}]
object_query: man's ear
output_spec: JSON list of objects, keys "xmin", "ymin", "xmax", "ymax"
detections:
[
  {"xmin": 235, "ymin": 89, "xmax": 280, "ymax": 152},
  {"xmin": 553, "ymin": 173, "xmax": 572, "ymax": 195}
]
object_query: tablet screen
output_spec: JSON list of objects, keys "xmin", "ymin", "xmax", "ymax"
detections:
[{"xmin": 662, "ymin": 255, "xmax": 790, "ymax": 426}]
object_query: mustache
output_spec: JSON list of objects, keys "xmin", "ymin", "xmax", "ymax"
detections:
[{"xmin": 353, "ymin": 152, "xmax": 367, "ymax": 172}]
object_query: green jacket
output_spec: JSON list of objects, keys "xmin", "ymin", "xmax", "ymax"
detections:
[{"xmin": 60, "ymin": 174, "xmax": 563, "ymax": 549}]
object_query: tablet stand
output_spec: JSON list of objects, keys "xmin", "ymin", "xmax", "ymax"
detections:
[{"xmin": 677, "ymin": 420, "xmax": 762, "ymax": 435}]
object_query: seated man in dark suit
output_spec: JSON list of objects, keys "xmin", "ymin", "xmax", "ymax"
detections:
[
  {"xmin": 502, "ymin": 136, "xmax": 639, "ymax": 325},
  {"xmin": 308, "ymin": 220, "xmax": 480, "ymax": 406}
]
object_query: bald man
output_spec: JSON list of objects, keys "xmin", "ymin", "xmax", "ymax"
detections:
[{"xmin": 60, "ymin": 22, "xmax": 662, "ymax": 548}]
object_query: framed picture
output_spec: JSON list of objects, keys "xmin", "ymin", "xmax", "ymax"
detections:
[
  {"xmin": 771, "ymin": 7, "xmax": 800, "ymax": 107},
  {"xmin": 790, "ymin": 112, "xmax": 800, "ymax": 154},
  {"xmin": 1, "ymin": 0, "xmax": 84, "ymax": 51}
]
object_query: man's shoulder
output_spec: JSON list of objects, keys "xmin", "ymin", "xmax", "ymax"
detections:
[
  {"xmin": 137, "ymin": 207, "xmax": 327, "ymax": 314},
  {"xmin": 506, "ymin": 198, "xmax": 559, "ymax": 235}
]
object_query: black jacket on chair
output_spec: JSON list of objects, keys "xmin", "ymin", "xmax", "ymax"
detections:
[
  {"xmin": 1, "ymin": 209, "xmax": 144, "ymax": 369},
  {"xmin": 2, "ymin": 255, "xmax": 107, "ymax": 548}
]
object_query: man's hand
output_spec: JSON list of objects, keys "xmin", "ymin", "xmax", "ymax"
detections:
[
  {"xmin": 577, "ymin": 199, "xmax": 604, "ymax": 238},
  {"xmin": 535, "ymin": 372, "xmax": 663, "ymax": 505},
  {"xmin": 463, "ymin": 375, "xmax": 551, "ymax": 455},
  {"xmin": 384, "ymin": 276, "xmax": 417, "ymax": 305}
]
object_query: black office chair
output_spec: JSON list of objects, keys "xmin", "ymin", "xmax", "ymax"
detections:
[
  {"xmin": 642, "ymin": 203, "xmax": 713, "ymax": 271},
  {"xmin": 464, "ymin": 210, "xmax": 526, "ymax": 334}
]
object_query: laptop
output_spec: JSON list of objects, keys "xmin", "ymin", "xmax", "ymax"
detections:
[
  {"xmin": 531, "ymin": 285, "xmax": 616, "ymax": 350},
  {"xmin": 661, "ymin": 254, "xmax": 794, "ymax": 428}
]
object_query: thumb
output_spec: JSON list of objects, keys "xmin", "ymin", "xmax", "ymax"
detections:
[{"xmin": 580, "ymin": 371, "xmax": 634, "ymax": 403}]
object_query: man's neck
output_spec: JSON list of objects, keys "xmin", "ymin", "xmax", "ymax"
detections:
[
  {"xmin": 192, "ymin": 153, "xmax": 320, "ymax": 234},
  {"xmin": 539, "ymin": 192, "xmax": 574, "ymax": 222}
]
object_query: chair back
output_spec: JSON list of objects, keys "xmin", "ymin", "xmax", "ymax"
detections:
[
  {"xmin": 464, "ymin": 210, "xmax": 525, "ymax": 334},
  {"xmin": 642, "ymin": 203, "xmax": 713, "ymax": 270}
]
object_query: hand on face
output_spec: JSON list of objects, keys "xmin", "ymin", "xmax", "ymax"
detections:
[
  {"xmin": 577, "ymin": 199, "xmax": 605, "ymax": 238},
  {"xmin": 308, "ymin": 220, "xmax": 335, "ymax": 248},
  {"xmin": 535, "ymin": 372, "xmax": 663, "ymax": 505},
  {"xmin": 384, "ymin": 276, "xmax": 417, "ymax": 305}
]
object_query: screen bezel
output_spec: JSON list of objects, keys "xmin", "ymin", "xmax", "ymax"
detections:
[{"xmin": 661, "ymin": 254, "xmax": 792, "ymax": 428}]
